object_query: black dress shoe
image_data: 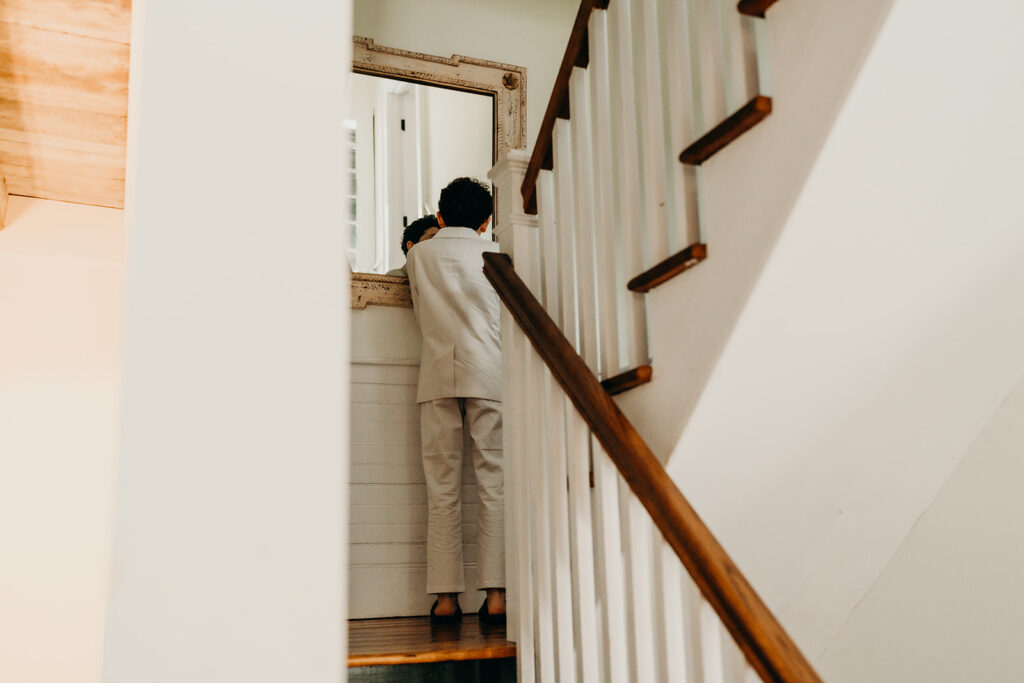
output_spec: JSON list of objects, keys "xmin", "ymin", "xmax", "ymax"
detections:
[
  {"xmin": 478, "ymin": 600, "xmax": 507, "ymax": 626},
  {"xmin": 430, "ymin": 600, "xmax": 462, "ymax": 625}
]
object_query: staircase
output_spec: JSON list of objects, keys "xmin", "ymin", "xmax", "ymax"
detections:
[
  {"xmin": 514, "ymin": 0, "xmax": 780, "ymax": 413},
  {"xmin": 486, "ymin": 0, "xmax": 1024, "ymax": 678},
  {"xmin": 485, "ymin": 0, "xmax": 823, "ymax": 681},
  {"xmin": 483, "ymin": 251, "xmax": 817, "ymax": 682},
  {"xmin": 344, "ymin": 0, "xmax": 1024, "ymax": 677}
]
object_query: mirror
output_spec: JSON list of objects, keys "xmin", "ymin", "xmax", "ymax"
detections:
[
  {"xmin": 349, "ymin": 37, "xmax": 526, "ymax": 309},
  {"xmin": 344, "ymin": 72, "xmax": 494, "ymax": 275}
]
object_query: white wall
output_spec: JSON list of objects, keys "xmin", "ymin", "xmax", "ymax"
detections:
[
  {"xmin": 419, "ymin": 84, "xmax": 492, "ymax": 213},
  {"xmin": 818, "ymin": 370, "xmax": 1024, "ymax": 682},
  {"xmin": 103, "ymin": 0, "xmax": 352, "ymax": 681},
  {"xmin": 650, "ymin": 0, "xmax": 1024, "ymax": 661},
  {"xmin": 353, "ymin": 0, "xmax": 580, "ymax": 151},
  {"xmin": 0, "ymin": 197, "xmax": 123, "ymax": 683}
]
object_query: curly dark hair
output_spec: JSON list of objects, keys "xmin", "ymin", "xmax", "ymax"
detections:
[
  {"xmin": 438, "ymin": 177, "xmax": 493, "ymax": 230},
  {"xmin": 400, "ymin": 214, "xmax": 440, "ymax": 255}
]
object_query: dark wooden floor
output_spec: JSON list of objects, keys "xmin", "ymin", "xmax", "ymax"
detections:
[{"xmin": 348, "ymin": 615, "xmax": 516, "ymax": 668}]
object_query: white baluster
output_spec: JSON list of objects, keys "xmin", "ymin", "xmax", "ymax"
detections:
[
  {"xmin": 553, "ymin": 120, "xmax": 581, "ymax": 353},
  {"xmin": 753, "ymin": 16, "xmax": 773, "ymax": 98},
  {"xmin": 715, "ymin": 0, "xmax": 740, "ymax": 114},
  {"xmin": 740, "ymin": 14, "xmax": 762, "ymax": 104},
  {"xmin": 631, "ymin": 0, "xmax": 673, "ymax": 263},
  {"xmin": 565, "ymin": 406, "xmax": 601, "ymax": 682},
  {"xmin": 499, "ymin": 302, "xmax": 534, "ymax": 682},
  {"xmin": 586, "ymin": 9, "xmax": 624, "ymax": 377},
  {"xmin": 720, "ymin": 622, "xmax": 752, "ymax": 683},
  {"xmin": 681, "ymin": 0, "xmax": 716, "ymax": 246},
  {"xmin": 568, "ymin": 66, "xmax": 603, "ymax": 376},
  {"xmin": 535, "ymin": 169, "xmax": 576, "ymax": 682},
  {"xmin": 681, "ymin": 573, "xmax": 707, "ymax": 682},
  {"xmin": 513, "ymin": 328, "xmax": 538, "ymax": 683},
  {"xmin": 699, "ymin": 599, "xmax": 727, "ymax": 683},
  {"xmin": 537, "ymin": 171, "xmax": 562, "ymax": 323},
  {"xmin": 524, "ymin": 283, "xmax": 556, "ymax": 683},
  {"xmin": 620, "ymin": 489, "xmax": 658, "ymax": 682},
  {"xmin": 490, "ymin": 150, "xmax": 538, "ymax": 681},
  {"xmin": 657, "ymin": 0, "xmax": 703, "ymax": 250},
  {"xmin": 591, "ymin": 442, "xmax": 629, "ymax": 683},
  {"xmin": 680, "ymin": 0, "xmax": 705, "ymax": 140},
  {"xmin": 653, "ymin": 538, "xmax": 689, "ymax": 682},
  {"xmin": 544, "ymin": 376, "xmax": 577, "ymax": 681},
  {"xmin": 690, "ymin": 0, "xmax": 729, "ymax": 134},
  {"xmin": 606, "ymin": 0, "xmax": 651, "ymax": 367},
  {"xmin": 717, "ymin": 0, "xmax": 760, "ymax": 114},
  {"xmin": 540, "ymin": 151, "xmax": 597, "ymax": 683}
]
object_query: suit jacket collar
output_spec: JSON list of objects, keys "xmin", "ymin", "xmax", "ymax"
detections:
[{"xmin": 435, "ymin": 226, "xmax": 482, "ymax": 240}]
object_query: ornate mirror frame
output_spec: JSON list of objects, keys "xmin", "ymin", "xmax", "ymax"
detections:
[{"xmin": 349, "ymin": 37, "xmax": 527, "ymax": 309}]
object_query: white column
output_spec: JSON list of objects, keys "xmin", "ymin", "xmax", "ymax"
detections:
[{"xmin": 103, "ymin": 1, "xmax": 352, "ymax": 682}]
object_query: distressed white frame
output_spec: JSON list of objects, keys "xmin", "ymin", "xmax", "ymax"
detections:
[{"xmin": 349, "ymin": 36, "xmax": 527, "ymax": 308}]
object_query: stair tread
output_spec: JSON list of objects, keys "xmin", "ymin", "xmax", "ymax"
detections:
[
  {"xmin": 602, "ymin": 365, "xmax": 653, "ymax": 395},
  {"xmin": 737, "ymin": 0, "xmax": 780, "ymax": 17},
  {"xmin": 628, "ymin": 243, "xmax": 708, "ymax": 293},
  {"xmin": 679, "ymin": 95, "xmax": 772, "ymax": 165},
  {"xmin": 348, "ymin": 615, "xmax": 515, "ymax": 667}
]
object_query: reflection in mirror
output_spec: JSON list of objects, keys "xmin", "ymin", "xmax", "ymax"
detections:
[{"xmin": 344, "ymin": 72, "xmax": 494, "ymax": 275}]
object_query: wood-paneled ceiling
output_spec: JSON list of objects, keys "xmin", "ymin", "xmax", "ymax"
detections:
[{"xmin": 0, "ymin": 0, "xmax": 130, "ymax": 209}]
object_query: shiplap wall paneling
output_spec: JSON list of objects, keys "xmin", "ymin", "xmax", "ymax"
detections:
[{"xmin": 349, "ymin": 361, "xmax": 485, "ymax": 618}]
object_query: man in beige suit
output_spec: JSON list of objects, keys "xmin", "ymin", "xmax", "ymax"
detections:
[{"xmin": 406, "ymin": 177, "xmax": 505, "ymax": 625}]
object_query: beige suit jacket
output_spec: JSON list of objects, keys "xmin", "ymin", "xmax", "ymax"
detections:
[{"xmin": 407, "ymin": 227, "xmax": 502, "ymax": 403}]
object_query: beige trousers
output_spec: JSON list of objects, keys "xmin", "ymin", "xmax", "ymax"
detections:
[{"xmin": 420, "ymin": 397, "xmax": 505, "ymax": 594}]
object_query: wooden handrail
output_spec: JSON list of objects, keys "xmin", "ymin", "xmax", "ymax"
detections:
[
  {"xmin": 483, "ymin": 251, "xmax": 822, "ymax": 683},
  {"xmin": 520, "ymin": 0, "xmax": 608, "ymax": 215}
]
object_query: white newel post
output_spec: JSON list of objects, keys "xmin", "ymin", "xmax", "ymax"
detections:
[
  {"xmin": 490, "ymin": 150, "xmax": 536, "ymax": 263},
  {"xmin": 489, "ymin": 150, "xmax": 539, "ymax": 678}
]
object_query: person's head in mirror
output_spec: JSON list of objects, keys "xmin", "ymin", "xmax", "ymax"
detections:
[
  {"xmin": 385, "ymin": 214, "xmax": 439, "ymax": 278},
  {"xmin": 402, "ymin": 214, "xmax": 441, "ymax": 255},
  {"xmin": 436, "ymin": 177, "xmax": 493, "ymax": 235}
]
